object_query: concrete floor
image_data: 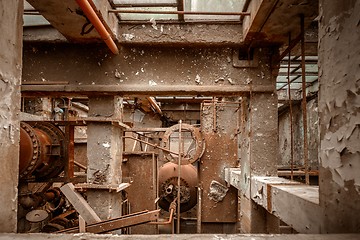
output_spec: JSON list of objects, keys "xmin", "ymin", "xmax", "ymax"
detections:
[{"xmin": 0, "ymin": 234, "xmax": 359, "ymax": 240}]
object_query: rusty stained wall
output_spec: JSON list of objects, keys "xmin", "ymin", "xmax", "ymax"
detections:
[
  {"xmin": 22, "ymin": 97, "xmax": 52, "ymax": 118},
  {"xmin": 122, "ymin": 107, "xmax": 162, "ymax": 234},
  {"xmin": 318, "ymin": 0, "xmax": 360, "ymax": 233},
  {"xmin": 123, "ymin": 106, "xmax": 162, "ymax": 152},
  {"xmin": 22, "ymin": 44, "xmax": 275, "ymax": 89},
  {"xmin": 199, "ymin": 98, "xmax": 240, "ymax": 229},
  {"xmin": 122, "ymin": 153, "xmax": 158, "ymax": 234},
  {"xmin": 278, "ymin": 98, "xmax": 319, "ymax": 169},
  {"xmin": 0, "ymin": 0, "xmax": 23, "ymax": 233}
]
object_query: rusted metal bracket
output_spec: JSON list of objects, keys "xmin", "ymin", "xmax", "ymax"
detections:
[
  {"xmin": 232, "ymin": 49, "xmax": 259, "ymax": 68},
  {"xmin": 57, "ymin": 209, "xmax": 160, "ymax": 233},
  {"xmin": 74, "ymin": 183, "xmax": 130, "ymax": 192}
]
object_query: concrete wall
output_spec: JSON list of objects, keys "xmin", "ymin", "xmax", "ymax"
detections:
[
  {"xmin": 22, "ymin": 44, "xmax": 274, "ymax": 89},
  {"xmin": 318, "ymin": 0, "xmax": 360, "ymax": 233},
  {"xmin": 278, "ymin": 98, "xmax": 319, "ymax": 169},
  {"xmin": 0, "ymin": 0, "xmax": 23, "ymax": 233}
]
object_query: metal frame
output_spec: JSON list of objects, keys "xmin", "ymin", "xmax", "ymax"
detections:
[{"xmin": 107, "ymin": 0, "xmax": 249, "ymax": 23}]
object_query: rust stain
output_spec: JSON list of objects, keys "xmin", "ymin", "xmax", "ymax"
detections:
[{"xmin": 267, "ymin": 184, "xmax": 272, "ymax": 213}]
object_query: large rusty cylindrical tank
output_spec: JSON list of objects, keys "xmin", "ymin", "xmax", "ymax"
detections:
[
  {"xmin": 158, "ymin": 162, "xmax": 198, "ymax": 213},
  {"xmin": 20, "ymin": 122, "xmax": 65, "ymax": 180}
]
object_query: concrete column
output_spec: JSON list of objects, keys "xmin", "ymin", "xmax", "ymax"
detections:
[
  {"xmin": 318, "ymin": 0, "xmax": 360, "ymax": 233},
  {"xmin": 87, "ymin": 96, "xmax": 123, "ymax": 220},
  {"xmin": 239, "ymin": 91, "xmax": 279, "ymax": 233},
  {"xmin": 0, "ymin": 0, "xmax": 23, "ymax": 233}
]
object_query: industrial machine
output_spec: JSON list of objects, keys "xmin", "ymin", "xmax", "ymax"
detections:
[{"xmin": 19, "ymin": 122, "xmax": 65, "ymax": 180}]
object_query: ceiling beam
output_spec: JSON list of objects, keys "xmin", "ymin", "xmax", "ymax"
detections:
[{"xmin": 21, "ymin": 84, "xmax": 274, "ymax": 97}]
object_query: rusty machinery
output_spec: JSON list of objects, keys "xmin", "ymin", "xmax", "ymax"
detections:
[
  {"xmin": 18, "ymin": 122, "xmax": 76, "ymax": 232},
  {"xmin": 158, "ymin": 123, "xmax": 205, "ymax": 213},
  {"xmin": 18, "ymin": 121, "xmax": 205, "ymax": 232},
  {"xmin": 20, "ymin": 122, "xmax": 66, "ymax": 180}
]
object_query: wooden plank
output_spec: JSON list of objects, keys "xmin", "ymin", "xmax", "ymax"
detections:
[
  {"xmin": 21, "ymin": 84, "xmax": 275, "ymax": 97},
  {"xmin": 60, "ymin": 183, "xmax": 101, "ymax": 224}
]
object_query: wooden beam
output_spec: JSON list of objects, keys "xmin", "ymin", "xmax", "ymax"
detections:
[
  {"xmin": 21, "ymin": 84, "xmax": 275, "ymax": 97},
  {"xmin": 60, "ymin": 183, "xmax": 101, "ymax": 224}
]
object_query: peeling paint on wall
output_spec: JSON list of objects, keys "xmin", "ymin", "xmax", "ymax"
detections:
[{"xmin": 318, "ymin": 0, "xmax": 360, "ymax": 232}]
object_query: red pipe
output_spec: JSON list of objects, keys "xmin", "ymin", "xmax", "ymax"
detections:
[{"xmin": 76, "ymin": 0, "xmax": 119, "ymax": 54}]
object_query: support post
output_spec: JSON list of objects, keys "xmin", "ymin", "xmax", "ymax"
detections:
[
  {"xmin": 300, "ymin": 14, "xmax": 309, "ymax": 185},
  {"xmin": 0, "ymin": 0, "xmax": 23, "ymax": 233},
  {"xmin": 318, "ymin": 0, "xmax": 360, "ymax": 233},
  {"xmin": 86, "ymin": 96, "xmax": 123, "ymax": 223},
  {"xmin": 239, "ymin": 90, "xmax": 280, "ymax": 233},
  {"xmin": 176, "ymin": 120, "xmax": 182, "ymax": 234}
]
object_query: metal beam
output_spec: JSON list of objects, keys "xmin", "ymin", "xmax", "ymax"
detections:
[
  {"xmin": 117, "ymin": 23, "xmax": 243, "ymax": 46},
  {"xmin": 109, "ymin": 9, "xmax": 250, "ymax": 16},
  {"xmin": 112, "ymin": 3, "xmax": 177, "ymax": 8},
  {"xmin": 176, "ymin": 0, "xmax": 184, "ymax": 21},
  {"xmin": 21, "ymin": 84, "xmax": 275, "ymax": 97},
  {"xmin": 57, "ymin": 209, "xmax": 160, "ymax": 233}
]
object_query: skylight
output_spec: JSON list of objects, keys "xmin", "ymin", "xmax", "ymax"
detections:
[{"xmin": 109, "ymin": 0, "xmax": 247, "ymax": 22}]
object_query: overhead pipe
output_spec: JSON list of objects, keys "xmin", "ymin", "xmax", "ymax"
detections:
[{"xmin": 76, "ymin": 0, "xmax": 119, "ymax": 54}]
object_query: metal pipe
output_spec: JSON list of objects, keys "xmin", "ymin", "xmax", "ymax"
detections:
[
  {"xmin": 278, "ymin": 33, "xmax": 302, "ymax": 61},
  {"xmin": 287, "ymin": 32, "xmax": 294, "ymax": 181},
  {"xmin": 177, "ymin": 120, "xmax": 182, "ymax": 234},
  {"xmin": 177, "ymin": 0, "xmax": 184, "ymax": 21},
  {"xmin": 109, "ymin": 9, "xmax": 251, "ymax": 16},
  {"xmin": 213, "ymin": 97, "xmax": 217, "ymax": 132},
  {"xmin": 300, "ymin": 14, "xmax": 309, "ymax": 185},
  {"xmin": 123, "ymin": 136, "xmax": 179, "ymax": 155},
  {"xmin": 196, "ymin": 186, "xmax": 202, "ymax": 234},
  {"xmin": 74, "ymin": 161, "xmax": 87, "ymax": 170},
  {"xmin": 113, "ymin": 3, "xmax": 177, "ymax": 8},
  {"xmin": 76, "ymin": 0, "xmax": 119, "ymax": 55},
  {"xmin": 149, "ymin": 199, "xmax": 176, "ymax": 225},
  {"xmin": 64, "ymin": 124, "xmax": 75, "ymax": 181}
]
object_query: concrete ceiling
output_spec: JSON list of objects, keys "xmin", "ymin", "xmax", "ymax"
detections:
[
  {"xmin": 25, "ymin": 0, "xmax": 318, "ymax": 47},
  {"xmin": 243, "ymin": 0, "xmax": 318, "ymax": 46},
  {"xmin": 26, "ymin": 0, "xmax": 103, "ymax": 42}
]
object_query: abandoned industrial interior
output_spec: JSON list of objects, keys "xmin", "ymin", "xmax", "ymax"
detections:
[{"xmin": 0, "ymin": 0, "xmax": 359, "ymax": 239}]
